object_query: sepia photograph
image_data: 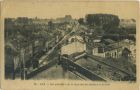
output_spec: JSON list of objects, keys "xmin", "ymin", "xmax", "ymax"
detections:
[{"xmin": 3, "ymin": 0, "xmax": 138, "ymax": 82}]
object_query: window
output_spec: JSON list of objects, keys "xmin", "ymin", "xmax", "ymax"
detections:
[
  {"xmin": 105, "ymin": 52, "xmax": 110, "ymax": 57},
  {"xmin": 98, "ymin": 47, "xmax": 104, "ymax": 53}
]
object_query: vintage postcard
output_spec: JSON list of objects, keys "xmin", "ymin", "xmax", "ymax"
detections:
[{"xmin": 0, "ymin": 0, "xmax": 139, "ymax": 90}]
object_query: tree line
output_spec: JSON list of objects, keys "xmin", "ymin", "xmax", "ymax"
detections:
[{"xmin": 78, "ymin": 14, "xmax": 136, "ymax": 35}]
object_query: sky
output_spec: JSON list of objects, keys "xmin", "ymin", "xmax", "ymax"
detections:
[{"xmin": 3, "ymin": 0, "xmax": 139, "ymax": 19}]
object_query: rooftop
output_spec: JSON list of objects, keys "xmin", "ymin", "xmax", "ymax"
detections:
[{"xmin": 102, "ymin": 39, "xmax": 115, "ymax": 44}]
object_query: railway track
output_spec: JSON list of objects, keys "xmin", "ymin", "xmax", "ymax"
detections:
[
  {"xmin": 70, "ymin": 71, "xmax": 90, "ymax": 80},
  {"xmin": 61, "ymin": 54, "xmax": 136, "ymax": 81},
  {"xmin": 61, "ymin": 57, "xmax": 107, "ymax": 81},
  {"xmin": 87, "ymin": 54, "xmax": 136, "ymax": 77}
]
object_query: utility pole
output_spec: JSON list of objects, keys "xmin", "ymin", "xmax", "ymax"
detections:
[
  {"xmin": 20, "ymin": 46, "xmax": 26, "ymax": 80},
  {"xmin": 17, "ymin": 39, "xmax": 23, "ymax": 80}
]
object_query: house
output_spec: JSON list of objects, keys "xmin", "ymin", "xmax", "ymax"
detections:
[
  {"xmin": 5, "ymin": 42, "xmax": 19, "ymax": 79},
  {"xmin": 105, "ymin": 44, "xmax": 123, "ymax": 58},
  {"xmin": 68, "ymin": 35, "xmax": 84, "ymax": 43},
  {"xmin": 61, "ymin": 41, "xmax": 86, "ymax": 55},
  {"xmin": 101, "ymin": 39, "xmax": 115, "ymax": 45},
  {"xmin": 92, "ymin": 44, "xmax": 123, "ymax": 59},
  {"xmin": 92, "ymin": 39, "xmax": 136, "ymax": 59},
  {"xmin": 119, "ymin": 39, "xmax": 136, "ymax": 63},
  {"xmin": 44, "ymin": 38, "xmax": 56, "ymax": 51},
  {"xmin": 53, "ymin": 15, "xmax": 73, "ymax": 24},
  {"xmin": 92, "ymin": 43, "xmax": 106, "ymax": 57},
  {"xmin": 93, "ymin": 36, "xmax": 102, "ymax": 43},
  {"xmin": 61, "ymin": 35, "xmax": 86, "ymax": 56},
  {"xmin": 122, "ymin": 48, "xmax": 131, "ymax": 58},
  {"xmin": 112, "ymin": 39, "xmax": 136, "ymax": 58},
  {"xmin": 5, "ymin": 37, "xmax": 38, "ymax": 78}
]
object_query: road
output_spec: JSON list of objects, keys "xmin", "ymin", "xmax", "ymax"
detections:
[{"xmin": 39, "ymin": 23, "xmax": 79, "ymax": 65}]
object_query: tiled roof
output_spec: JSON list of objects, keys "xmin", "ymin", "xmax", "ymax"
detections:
[
  {"xmin": 103, "ymin": 39, "xmax": 115, "ymax": 44},
  {"xmin": 92, "ymin": 39, "xmax": 135, "ymax": 53},
  {"xmin": 92, "ymin": 43, "xmax": 106, "ymax": 48}
]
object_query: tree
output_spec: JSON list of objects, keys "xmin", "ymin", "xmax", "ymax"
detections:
[
  {"xmin": 85, "ymin": 14, "xmax": 94, "ymax": 25},
  {"xmin": 5, "ymin": 18, "xmax": 15, "ymax": 38},
  {"xmin": 48, "ymin": 21, "xmax": 53, "ymax": 30},
  {"xmin": 86, "ymin": 14, "xmax": 120, "ymax": 27},
  {"xmin": 16, "ymin": 17, "xmax": 29, "ymax": 26},
  {"xmin": 78, "ymin": 18, "xmax": 84, "ymax": 25}
]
